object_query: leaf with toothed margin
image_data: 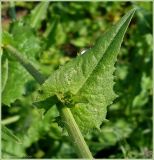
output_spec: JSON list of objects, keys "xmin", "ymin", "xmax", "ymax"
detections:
[
  {"xmin": 2, "ymin": 22, "xmax": 41, "ymax": 106},
  {"xmin": 33, "ymin": 9, "xmax": 136, "ymax": 134}
]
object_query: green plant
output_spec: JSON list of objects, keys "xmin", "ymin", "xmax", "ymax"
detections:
[
  {"xmin": 2, "ymin": 7, "xmax": 136, "ymax": 158},
  {"xmin": 2, "ymin": 2, "xmax": 152, "ymax": 159}
]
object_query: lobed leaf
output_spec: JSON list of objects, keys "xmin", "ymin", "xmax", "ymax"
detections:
[
  {"xmin": 10, "ymin": 22, "xmax": 41, "ymax": 61},
  {"xmin": 2, "ymin": 60, "xmax": 30, "ymax": 106},
  {"xmin": 2, "ymin": 22, "xmax": 41, "ymax": 106},
  {"xmin": 34, "ymin": 9, "xmax": 136, "ymax": 134}
]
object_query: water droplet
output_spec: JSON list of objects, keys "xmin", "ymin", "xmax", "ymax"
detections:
[{"xmin": 80, "ymin": 49, "xmax": 88, "ymax": 55}]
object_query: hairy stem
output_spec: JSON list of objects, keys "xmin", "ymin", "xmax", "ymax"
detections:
[
  {"xmin": 58, "ymin": 105, "xmax": 93, "ymax": 158},
  {"xmin": 4, "ymin": 44, "xmax": 93, "ymax": 159}
]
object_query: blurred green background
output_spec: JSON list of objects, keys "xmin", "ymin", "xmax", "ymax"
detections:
[{"xmin": 2, "ymin": 1, "xmax": 152, "ymax": 158}]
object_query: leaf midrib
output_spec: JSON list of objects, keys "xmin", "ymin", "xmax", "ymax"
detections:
[{"xmin": 74, "ymin": 11, "xmax": 134, "ymax": 95}]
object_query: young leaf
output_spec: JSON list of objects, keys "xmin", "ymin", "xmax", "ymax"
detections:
[
  {"xmin": 29, "ymin": 2, "xmax": 49, "ymax": 29},
  {"xmin": 34, "ymin": 9, "xmax": 136, "ymax": 134}
]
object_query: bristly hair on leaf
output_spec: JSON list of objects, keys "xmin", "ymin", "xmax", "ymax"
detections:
[{"xmin": 33, "ymin": 9, "xmax": 136, "ymax": 134}]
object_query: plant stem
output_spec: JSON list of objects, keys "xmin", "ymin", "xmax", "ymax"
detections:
[
  {"xmin": 58, "ymin": 105, "xmax": 93, "ymax": 158},
  {"xmin": 3, "ymin": 44, "xmax": 93, "ymax": 159},
  {"xmin": 5, "ymin": 45, "xmax": 46, "ymax": 85},
  {"xmin": 2, "ymin": 58, "xmax": 8, "ymax": 92}
]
